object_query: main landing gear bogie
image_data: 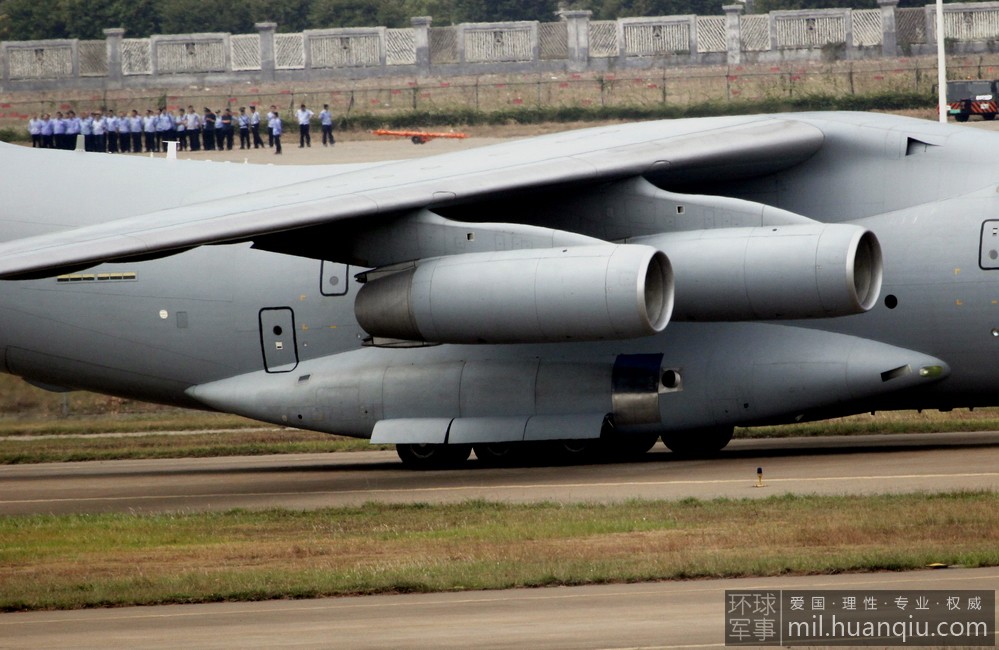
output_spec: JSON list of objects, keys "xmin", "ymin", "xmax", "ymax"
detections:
[
  {"xmin": 395, "ymin": 431, "xmax": 667, "ymax": 469},
  {"xmin": 394, "ymin": 427, "xmax": 734, "ymax": 468},
  {"xmin": 660, "ymin": 426, "xmax": 734, "ymax": 458},
  {"xmin": 395, "ymin": 442, "xmax": 472, "ymax": 469}
]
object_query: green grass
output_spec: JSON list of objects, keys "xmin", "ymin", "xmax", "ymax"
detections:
[
  {"xmin": 1, "ymin": 492, "xmax": 995, "ymax": 611},
  {"xmin": 0, "ymin": 430, "xmax": 388, "ymax": 463},
  {"xmin": 339, "ymin": 92, "xmax": 932, "ymax": 130}
]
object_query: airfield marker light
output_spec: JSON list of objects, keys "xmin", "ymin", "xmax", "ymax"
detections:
[
  {"xmin": 919, "ymin": 365, "xmax": 944, "ymax": 378},
  {"xmin": 755, "ymin": 467, "xmax": 766, "ymax": 488}
]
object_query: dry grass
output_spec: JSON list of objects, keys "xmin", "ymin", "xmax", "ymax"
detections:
[
  {"xmin": 1, "ymin": 493, "xmax": 996, "ymax": 611},
  {"xmin": 738, "ymin": 408, "xmax": 999, "ymax": 438}
]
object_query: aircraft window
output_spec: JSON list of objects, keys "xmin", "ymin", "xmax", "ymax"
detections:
[
  {"xmin": 273, "ymin": 326, "xmax": 283, "ymax": 336},
  {"xmin": 884, "ymin": 295, "xmax": 898, "ymax": 309}
]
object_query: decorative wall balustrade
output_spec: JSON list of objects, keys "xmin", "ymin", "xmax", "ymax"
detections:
[{"xmin": 7, "ymin": 4, "xmax": 999, "ymax": 88}]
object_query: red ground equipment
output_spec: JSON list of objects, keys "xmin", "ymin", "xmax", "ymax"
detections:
[
  {"xmin": 947, "ymin": 80, "xmax": 999, "ymax": 122},
  {"xmin": 372, "ymin": 129, "xmax": 468, "ymax": 144}
]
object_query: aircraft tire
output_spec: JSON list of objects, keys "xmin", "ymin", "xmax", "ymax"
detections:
[
  {"xmin": 604, "ymin": 432, "xmax": 660, "ymax": 458},
  {"xmin": 661, "ymin": 426, "xmax": 734, "ymax": 457},
  {"xmin": 542, "ymin": 439, "xmax": 601, "ymax": 464},
  {"xmin": 396, "ymin": 443, "xmax": 471, "ymax": 469},
  {"xmin": 473, "ymin": 442, "xmax": 528, "ymax": 466}
]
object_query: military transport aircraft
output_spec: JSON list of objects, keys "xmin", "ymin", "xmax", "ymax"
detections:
[{"xmin": 0, "ymin": 112, "xmax": 988, "ymax": 467}]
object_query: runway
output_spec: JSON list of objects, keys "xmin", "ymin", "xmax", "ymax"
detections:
[
  {"xmin": 2, "ymin": 567, "xmax": 996, "ymax": 649},
  {"xmin": 2, "ymin": 431, "xmax": 997, "ymax": 648},
  {"xmin": 1, "ymin": 431, "xmax": 998, "ymax": 515}
]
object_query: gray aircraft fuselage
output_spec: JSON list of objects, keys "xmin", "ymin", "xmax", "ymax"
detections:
[{"xmin": 0, "ymin": 112, "xmax": 995, "ymax": 464}]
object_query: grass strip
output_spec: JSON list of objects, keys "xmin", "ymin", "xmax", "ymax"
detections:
[
  {"xmin": 0, "ymin": 430, "xmax": 389, "ymax": 463},
  {"xmin": 1, "ymin": 492, "xmax": 996, "ymax": 611},
  {"xmin": 339, "ymin": 92, "xmax": 932, "ymax": 130},
  {"xmin": 738, "ymin": 408, "xmax": 999, "ymax": 438}
]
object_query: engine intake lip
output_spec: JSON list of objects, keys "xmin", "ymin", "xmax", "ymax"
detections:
[
  {"xmin": 850, "ymin": 230, "xmax": 883, "ymax": 312},
  {"xmin": 643, "ymin": 251, "xmax": 673, "ymax": 332}
]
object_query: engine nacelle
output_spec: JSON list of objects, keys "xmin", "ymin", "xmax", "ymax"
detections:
[
  {"xmin": 355, "ymin": 245, "xmax": 673, "ymax": 344},
  {"xmin": 638, "ymin": 224, "xmax": 882, "ymax": 321}
]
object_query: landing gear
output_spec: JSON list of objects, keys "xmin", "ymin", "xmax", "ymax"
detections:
[
  {"xmin": 472, "ymin": 433, "xmax": 660, "ymax": 467},
  {"xmin": 604, "ymin": 432, "xmax": 660, "ymax": 458},
  {"xmin": 396, "ymin": 443, "xmax": 471, "ymax": 469},
  {"xmin": 661, "ymin": 426, "xmax": 734, "ymax": 457},
  {"xmin": 473, "ymin": 442, "xmax": 526, "ymax": 466}
]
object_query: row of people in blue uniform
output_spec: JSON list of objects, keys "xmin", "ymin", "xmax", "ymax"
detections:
[{"xmin": 27, "ymin": 103, "xmax": 335, "ymax": 153}]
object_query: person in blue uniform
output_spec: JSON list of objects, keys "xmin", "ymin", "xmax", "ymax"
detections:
[
  {"xmin": 269, "ymin": 110, "xmax": 282, "ymax": 154},
  {"xmin": 237, "ymin": 107, "xmax": 250, "ymax": 149},
  {"xmin": 319, "ymin": 104, "xmax": 334, "ymax": 146},
  {"xmin": 65, "ymin": 110, "xmax": 81, "ymax": 150},
  {"xmin": 185, "ymin": 107, "xmax": 201, "ymax": 152},
  {"xmin": 117, "ymin": 110, "xmax": 130, "ymax": 153},
  {"xmin": 81, "ymin": 112, "xmax": 94, "ymax": 152},
  {"xmin": 105, "ymin": 110, "xmax": 119, "ymax": 153},
  {"xmin": 40, "ymin": 114, "xmax": 54, "ymax": 149},
  {"xmin": 143, "ymin": 110, "xmax": 157, "ymax": 153},
  {"xmin": 51, "ymin": 112, "xmax": 66, "ymax": 150},
  {"xmin": 130, "ymin": 110, "xmax": 143, "ymax": 153}
]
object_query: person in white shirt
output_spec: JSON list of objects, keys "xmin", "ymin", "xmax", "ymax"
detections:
[
  {"xmin": 117, "ymin": 111, "xmax": 131, "ymax": 153},
  {"xmin": 105, "ymin": 110, "xmax": 119, "ymax": 153},
  {"xmin": 249, "ymin": 106, "xmax": 263, "ymax": 148},
  {"xmin": 175, "ymin": 108, "xmax": 187, "ymax": 151},
  {"xmin": 319, "ymin": 104, "xmax": 334, "ymax": 147},
  {"xmin": 28, "ymin": 115, "xmax": 42, "ymax": 148},
  {"xmin": 91, "ymin": 111, "xmax": 106, "ymax": 153},
  {"xmin": 237, "ymin": 107, "xmax": 250, "ymax": 150},
  {"xmin": 296, "ymin": 103, "xmax": 313, "ymax": 148},
  {"xmin": 39, "ymin": 114, "xmax": 54, "ymax": 149},
  {"xmin": 185, "ymin": 107, "xmax": 201, "ymax": 152},
  {"xmin": 129, "ymin": 110, "xmax": 143, "ymax": 153},
  {"xmin": 268, "ymin": 110, "xmax": 282, "ymax": 155}
]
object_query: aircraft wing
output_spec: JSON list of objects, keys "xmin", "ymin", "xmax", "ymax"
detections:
[{"xmin": 0, "ymin": 115, "xmax": 822, "ymax": 279}]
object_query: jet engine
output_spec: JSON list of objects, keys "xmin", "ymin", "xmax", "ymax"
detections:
[
  {"xmin": 639, "ymin": 223, "xmax": 882, "ymax": 320},
  {"xmin": 355, "ymin": 244, "xmax": 673, "ymax": 344}
]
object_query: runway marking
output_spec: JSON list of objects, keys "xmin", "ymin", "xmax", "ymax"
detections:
[{"xmin": 1, "ymin": 472, "xmax": 997, "ymax": 506}]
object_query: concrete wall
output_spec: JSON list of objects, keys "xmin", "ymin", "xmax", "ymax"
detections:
[
  {"xmin": 6, "ymin": 54, "xmax": 999, "ymax": 130},
  {"xmin": 5, "ymin": 4, "xmax": 999, "ymax": 93}
]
